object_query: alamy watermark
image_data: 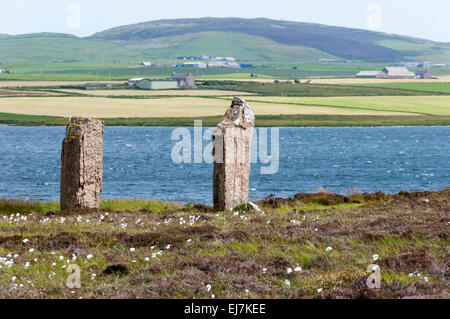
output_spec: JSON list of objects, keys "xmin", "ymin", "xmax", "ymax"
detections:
[
  {"xmin": 366, "ymin": 264, "xmax": 381, "ymax": 289},
  {"xmin": 366, "ymin": 4, "xmax": 382, "ymax": 30},
  {"xmin": 171, "ymin": 121, "xmax": 279, "ymax": 175},
  {"xmin": 66, "ymin": 264, "xmax": 81, "ymax": 289},
  {"xmin": 66, "ymin": 4, "xmax": 81, "ymax": 30}
]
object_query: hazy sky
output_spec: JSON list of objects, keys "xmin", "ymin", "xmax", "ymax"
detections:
[{"xmin": 1, "ymin": 0, "xmax": 449, "ymax": 42}]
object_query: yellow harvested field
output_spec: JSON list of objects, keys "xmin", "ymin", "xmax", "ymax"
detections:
[
  {"xmin": 308, "ymin": 76, "xmax": 450, "ymax": 84},
  {"xmin": 57, "ymin": 89, "xmax": 255, "ymax": 96},
  {"xmin": 0, "ymin": 81, "xmax": 124, "ymax": 88},
  {"xmin": 0, "ymin": 96, "xmax": 418, "ymax": 118}
]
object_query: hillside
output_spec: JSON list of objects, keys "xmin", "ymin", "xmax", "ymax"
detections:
[
  {"xmin": 91, "ymin": 17, "xmax": 450, "ymax": 63},
  {"xmin": 0, "ymin": 33, "xmax": 141, "ymax": 64},
  {"xmin": 0, "ymin": 18, "xmax": 449, "ymax": 65}
]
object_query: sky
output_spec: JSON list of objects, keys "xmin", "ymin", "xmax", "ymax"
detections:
[{"xmin": 1, "ymin": 0, "xmax": 449, "ymax": 42}]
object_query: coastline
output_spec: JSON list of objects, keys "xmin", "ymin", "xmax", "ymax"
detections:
[{"xmin": 1, "ymin": 113, "xmax": 450, "ymax": 127}]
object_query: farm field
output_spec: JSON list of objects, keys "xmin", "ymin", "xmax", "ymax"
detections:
[
  {"xmin": 56, "ymin": 89, "xmax": 256, "ymax": 97},
  {"xmin": 0, "ymin": 90, "xmax": 61, "ymax": 97},
  {"xmin": 0, "ymin": 81, "xmax": 124, "ymax": 88},
  {"xmin": 356, "ymin": 82, "xmax": 450, "ymax": 94},
  {"xmin": 307, "ymin": 76, "xmax": 450, "ymax": 84},
  {"xmin": 0, "ymin": 96, "xmax": 416, "ymax": 118},
  {"xmin": 241, "ymin": 96, "xmax": 450, "ymax": 116},
  {"xmin": 203, "ymin": 82, "xmax": 448, "ymax": 97},
  {"xmin": 0, "ymin": 190, "xmax": 448, "ymax": 298}
]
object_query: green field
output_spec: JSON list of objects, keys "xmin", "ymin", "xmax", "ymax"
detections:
[
  {"xmin": 357, "ymin": 82, "xmax": 450, "ymax": 94},
  {"xmin": 203, "ymin": 81, "xmax": 449, "ymax": 97},
  {"xmin": 2, "ymin": 112, "xmax": 450, "ymax": 127},
  {"xmin": 241, "ymin": 96, "xmax": 450, "ymax": 116},
  {"xmin": 0, "ymin": 33, "xmax": 142, "ymax": 65}
]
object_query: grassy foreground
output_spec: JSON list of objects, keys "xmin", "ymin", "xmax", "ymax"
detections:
[{"xmin": 0, "ymin": 189, "xmax": 448, "ymax": 299}]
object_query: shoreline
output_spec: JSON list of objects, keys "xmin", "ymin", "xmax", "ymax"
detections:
[
  {"xmin": 2, "ymin": 189, "xmax": 448, "ymax": 212},
  {"xmin": 1, "ymin": 113, "xmax": 450, "ymax": 127}
]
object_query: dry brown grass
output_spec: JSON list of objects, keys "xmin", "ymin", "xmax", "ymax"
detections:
[
  {"xmin": 0, "ymin": 96, "xmax": 417, "ymax": 118},
  {"xmin": 0, "ymin": 81, "xmax": 124, "ymax": 88}
]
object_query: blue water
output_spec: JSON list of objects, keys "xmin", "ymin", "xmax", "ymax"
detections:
[{"xmin": 0, "ymin": 126, "xmax": 448, "ymax": 204}]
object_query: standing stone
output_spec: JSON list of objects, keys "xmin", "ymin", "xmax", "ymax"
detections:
[
  {"xmin": 60, "ymin": 117, "xmax": 104, "ymax": 211},
  {"xmin": 213, "ymin": 97, "xmax": 255, "ymax": 211}
]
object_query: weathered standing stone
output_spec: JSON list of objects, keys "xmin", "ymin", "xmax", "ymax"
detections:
[
  {"xmin": 213, "ymin": 97, "xmax": 255, "ymax": 211},
  {"xmin": 60, "ymin": 117, "xmax": 104, "ymax": 210}
]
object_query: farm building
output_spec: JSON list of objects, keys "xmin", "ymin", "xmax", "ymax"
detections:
[
  {"xmin": 128, "ymin": 78, "xmax": 145, "ymax": 87},
  {"xmin": 356, "ymin": 71, "xmax": 384, "ymax": 78},
  {"xmin": 171, "ymin": 73, "xmax": 196, "ymax": 88},
  {"xmin": 381, "ymin": 67, "xmax": 415, "ymax": 79},
  {"xmin": 208, "ymin": 61, "xmax": 229, "ymax": 68},
  {"xmin": 137, "ymin": 79, "xmax": 179, "ymax": 90},
  {"xmin": 135, "ymin": 73, "xmax": 196, "ymax": 90},
  {"xmin": 0, "ymin": 68, "xmax": 7, "ymax": 74},
  {"xmin": 226, "ymin": 62, "xmax": 241, "ymax": 69},
  {"xmin": 140, "ymin": 62, "xmax": 161, "ymax": 67},
  {"xmin": 180, "ymin": 62, "xmax": 207, "ymax": 68},
  {"xmin": 207, "ymin": 61, "xmax": 242, "ymax": 68},
  {"xmin": 415, "ymin": 69, "xmax": 433, "ymax": 79},
  {"xmin": 319, "ymin": 58, "xmax": 337, "ymax": 63}
]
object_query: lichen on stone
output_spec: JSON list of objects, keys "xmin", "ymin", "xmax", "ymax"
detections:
[{"xmin": 217, "ymin": 97, "xmax": 254, "ymax": 130}]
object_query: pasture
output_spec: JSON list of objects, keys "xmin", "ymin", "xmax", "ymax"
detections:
[
  {"xmin": 307, "ymin": 76, "xmax": 450, "ymax": 84},
  {"xmin": 356, "ymin": 82, "xmax": 450, "ymax": 94},
  {"xmin": 242, "ymin": 96, "xmax": 450, "ymax": 116}
]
